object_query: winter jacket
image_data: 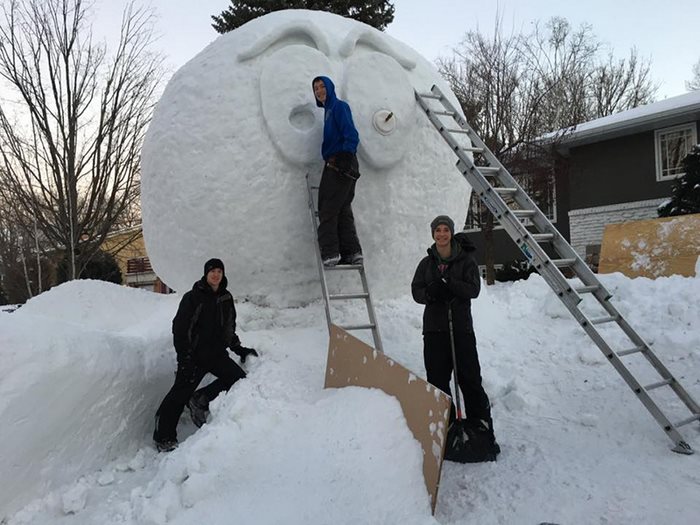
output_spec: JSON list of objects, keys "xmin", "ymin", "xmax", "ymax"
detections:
[
  {"xmin": 313, "ymin": 76, "xmax": 359, "ymax": 160},
  {"xmin": 411, "ymin": 233, "xmax": 481, "ymax": 333},
  {"xmin": 172, "ymin": 276, "xmax": 241, "ymax": 362}
]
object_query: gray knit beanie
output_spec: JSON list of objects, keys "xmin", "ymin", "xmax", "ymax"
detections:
[{"xmin": 430, "ymin": 215, "xmax": 455, "ymax": 236}]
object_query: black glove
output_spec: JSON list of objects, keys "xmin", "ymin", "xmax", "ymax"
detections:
[
  {"xmin": 233, "ymin": 345, "xmax": 259, "ymax": 363},
  {"xmin": 426, "ymin": 278, "xmax": 453, "ymax": 303},
  {"xmin": 334, "ymin": 151, "xmax": 353, "ymax": 173}
]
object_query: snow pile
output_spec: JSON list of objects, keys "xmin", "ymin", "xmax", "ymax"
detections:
[
  {"xmin": 2, "ymin": 272, "xmax": 700, "ymax": 524},
  {"xmin": 141, "ymin": 9, "xmax": 470, "ymax": 303}
]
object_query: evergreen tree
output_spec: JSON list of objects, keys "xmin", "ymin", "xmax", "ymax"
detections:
[
  {"xmin": 658, "ymin": 145, "xmax": 700, "ymax": 217},
  {"xmin": 212, "ymin": 0, "xmax": 395, "ymax": 33},
  {"xmin": 57, "ymin": 250, "xmax": 123, "ymax": 285}
]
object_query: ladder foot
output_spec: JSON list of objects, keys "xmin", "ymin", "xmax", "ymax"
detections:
[{"xmin": 671, "ymin": 441, "xmax": 694, "ymax": 455}]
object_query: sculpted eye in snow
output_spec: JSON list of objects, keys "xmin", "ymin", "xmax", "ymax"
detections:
[
  {"xmin": 344, "ymin": 52, "xmax": 415, "ymax": 169},
  {"xmin": 288, "ymin": 104, "xmax": 316, "ymax": 132},
  {"xmin": 259, "ymin": 44, "xmax": 333, "ymax": 165}
]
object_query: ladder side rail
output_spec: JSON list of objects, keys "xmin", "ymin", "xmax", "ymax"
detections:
[
  {"xmin": 567, "ymin": 305, "xmax": 693, "ymax": 451},
  {"xmin": 358, "ymin": 267, "xmax": 383, "ymax": 353},
  {"xmin": 306, "ymin": 174, "xmax": 334, "ymax": 334},
  {"xmin": 597, "ymin": 302, "xmax": 700, "ymax": 416},
  {"xmin": 453, "ymin": 159, "xmax": 580, "ymax": 304}
]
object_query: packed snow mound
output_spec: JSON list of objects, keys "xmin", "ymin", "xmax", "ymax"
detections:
[
  {"xmin": 17, "ymin": 279, "xmax": 178, "ymax": 332},
  {"xmin": 141, "ymin": 9, "xmax": 471, "ymax": 304},
  {"xmin": 2, "ymin": 273, "xmax": 700, "ymax": 523}
]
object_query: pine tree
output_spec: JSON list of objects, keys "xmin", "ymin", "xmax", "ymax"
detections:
[
  {"xmin": 658, "ymin": 145, "xmax": 700, "ymax": 217},
  {"xmin": 211, "ymin": 0, "xmax": 395, "ymax": 33}
]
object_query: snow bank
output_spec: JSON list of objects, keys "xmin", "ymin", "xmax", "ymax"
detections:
[{"xmin": 2, "ymin": 271, "xmax": 700, "ymax": 524}]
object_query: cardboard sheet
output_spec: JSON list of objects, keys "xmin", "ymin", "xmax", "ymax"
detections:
[
  {"xmin": 598, "ymin": 214, "xmax": 700, "ymax": 278},
  {"xmin": 324, "ymin": 325, "xmax": 451, "ymax": 514}
]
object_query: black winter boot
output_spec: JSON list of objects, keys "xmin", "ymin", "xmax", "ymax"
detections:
[{"xmin": 188, "ymin": 391, "xmax": 209, "ymax": 428}]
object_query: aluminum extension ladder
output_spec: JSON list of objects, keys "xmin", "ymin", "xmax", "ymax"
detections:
[
  {"xmin": 305, "ymin": 174, "xmax": 383, "ymax": 352},
  {"xmin": 415, "ymin": 84, "xmax": 700, "ymax": 454}
]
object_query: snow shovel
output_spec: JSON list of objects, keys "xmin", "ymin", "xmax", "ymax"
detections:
[{"xmin": 443, "ymin": 302, "xmax": 495, "ymax": 463}]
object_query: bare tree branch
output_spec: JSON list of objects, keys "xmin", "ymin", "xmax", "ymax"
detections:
[{"xmin": 0, "ymin": 0, "xmax": 163, "ymax": 283}]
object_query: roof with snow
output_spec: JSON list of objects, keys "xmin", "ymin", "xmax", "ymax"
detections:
[{"xmin": 552, "ymin": 90, "xmax": 700, "ymax": 150}]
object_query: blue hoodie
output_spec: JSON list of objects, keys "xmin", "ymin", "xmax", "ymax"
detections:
[{"xmin": 312, "ymin": 76, "xmax": 360, "ymax": 160}]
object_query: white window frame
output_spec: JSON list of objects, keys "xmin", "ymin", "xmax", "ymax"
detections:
[{"xmin": 654, "ymin": 122, "xmax": 697, "ymax": 182}]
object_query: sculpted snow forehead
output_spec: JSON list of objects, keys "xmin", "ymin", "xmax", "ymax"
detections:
[{"xmin": 141, "ymin": 10, "xmax": 471, "ymax": 304}]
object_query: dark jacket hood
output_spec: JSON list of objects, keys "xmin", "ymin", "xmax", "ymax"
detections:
[{"xmin": 312, "ymin": 76, "xmax": 338, "ymax": 109}]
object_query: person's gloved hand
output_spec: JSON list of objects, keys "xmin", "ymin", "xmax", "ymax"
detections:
[
  {"xmin": 233, "ymin": 345, "xmax": 259, "ymax": 363},
  {"xmin": 426, "ymin": 278, "xmax": 452, "ymax": 303},
  {"xmin": 334, "ymin": 151, "xmax": 353, "ymax": 173}
]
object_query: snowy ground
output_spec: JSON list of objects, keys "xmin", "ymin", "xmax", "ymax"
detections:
[{"xmin": 1, "ymin": 272, "xmax": 699, "ymax": 524}]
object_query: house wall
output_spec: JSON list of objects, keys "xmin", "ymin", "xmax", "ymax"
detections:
[
  {"xmin": 567, "ymin": 130, "xmax": 678, "ymax": 209},
  {"xmin": 565, "ymin": 118, "xmax": 700, "ymax": 259}
]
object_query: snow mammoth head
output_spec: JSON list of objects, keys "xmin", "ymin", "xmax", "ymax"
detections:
[{"xmin": 141, "ymin": 10, "xmax": 470, "ymax": 305}]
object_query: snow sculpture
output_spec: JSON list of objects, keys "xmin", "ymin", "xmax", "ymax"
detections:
[{"xmin": 141, "ymin": 10, "xmax": 471, "ymax": 305}]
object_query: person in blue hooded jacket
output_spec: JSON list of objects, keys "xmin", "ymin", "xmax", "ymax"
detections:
[{"xmin": 312, "ymin": 76, "xmax": 363, "ymax": 267}]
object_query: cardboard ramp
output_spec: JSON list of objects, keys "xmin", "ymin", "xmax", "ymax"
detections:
[
  {"xmin": 324, "ymin": 325, "xmax": 451, "ymax": 514},
  {"xmin": 598, "ymin": 213, "xmax": 700, "ymax": 278}
]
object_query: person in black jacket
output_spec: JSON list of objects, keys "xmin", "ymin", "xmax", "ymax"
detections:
[
  {"xmin": 411, "ymin": 215, "xmax": 499, "ymax": 459},
  {"xmin": 153, "ymin": 258, "xmax": 257, "ymax": 452}
]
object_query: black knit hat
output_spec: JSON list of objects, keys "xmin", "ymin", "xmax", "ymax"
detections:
[
  {"xmin": 203, "ymin": 258, "xmax": 225, "ymax": 276},
  {"xmin": 430, "ymin": 215, "xmax": 454, "ymax": 236}
]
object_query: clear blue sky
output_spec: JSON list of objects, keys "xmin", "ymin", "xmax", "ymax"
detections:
[{"xmin": 96, "ymin": 0, "xmax": 698, "ymax": 100}]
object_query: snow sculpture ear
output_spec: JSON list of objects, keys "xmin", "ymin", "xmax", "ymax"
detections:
[{"xmin": 343, "ymin": 51, "xmax": 416, "ymax": 169}]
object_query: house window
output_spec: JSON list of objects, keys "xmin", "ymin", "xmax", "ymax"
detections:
[{"xmin": 654, "ymin": 123, "xmax": 697, "ymax": 181}]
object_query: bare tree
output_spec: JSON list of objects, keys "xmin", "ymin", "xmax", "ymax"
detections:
[
  {"xmin": 0, "ymin": 0, "xmax": 163, "ymax": 283},
  {"xmin": 687, "ymin": 58, "xmax": 700, "ymax": 91},
  {"xmin": 439, "ymin": 16, "xmax": 657, "ymax": 283}
]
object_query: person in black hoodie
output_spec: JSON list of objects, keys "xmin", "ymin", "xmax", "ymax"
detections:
[
  {"xmin": 411, "ymin": 215, "xmax": 499, "ymax": 459},
  {"xmin": 153, "ymin": 258, "xmax": 257, "ymax": 452}
]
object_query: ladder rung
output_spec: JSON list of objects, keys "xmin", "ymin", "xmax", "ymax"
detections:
[
  {"xmin": 310, "ymin": 185, "xmax": 319, "ymax": 190},
  {"xmin": 339, "ymin": 323, "xmax": 376, "ymax": 331},
  {"xmin": 512, "ymin": 209, "xmax": 536, "ymax": 218},
  {"xmin": 551, "ymin": 258, "xmax": 576, "ymax": 267},
  {"xmin": 445, "ymin": 128, "xmax": 470, "ymax": 134},
  {"xmin": 418, "ymin": 92, "xmax": 442, "ymax": 99},
  {"xmin": 476, "ymin": 167, "xmax": 501, "ymax": 176},
  {"xmin": 494, "ymin": 187, "xmax": 517, "ymax": 195},
  {"xmin": 575, "ymin": 285, "xmax": 599, "ymax": 293},
  {"xmin": 329, "ymin": 292, "xmax": 369, "ymax": 300},
  {"xmin": 432, "ymin": 110, "xmax": 456, "ymax": 117},
  {"xmin": 617, "ymin": 346, "xmax": 645, "ymax": 357},
  {"xmin": 532, "ymin": 233, "xmax": 554, "ymax": 242},
  {"xmin": 644, "ymin": 378, "xmax": 673, "ymax": 391},
  {"xmin": 461, "ymin": 146, "xmax": 484, "ymax": 153},
  {"xmin": 674, "ymin": 414, "xmax": 700, "ymax": 428},
  {"xmin": 589, "ymin": 315, "xmax": 617, "ymax": 325},
  {"xmin": 325, "ymin": 264, "xmax": 363, "ymax": 271}
]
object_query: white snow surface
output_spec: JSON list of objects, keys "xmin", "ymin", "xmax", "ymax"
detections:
[
  {"xmin": 141, "ymin": 9, "xmax": 471, "ymax": 304},
  {"xmin": 2, "ymin": 273, "xmax": 699, "ymax": 524}
]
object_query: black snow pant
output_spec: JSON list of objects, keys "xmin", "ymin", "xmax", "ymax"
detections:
[
  {"xmin": 423, "ymin": 330, "xmax": 494, "ymax": 433},
  {"xmin": 154, "ymin": 350, "xmax": 246, "ymax": 442},
  {"xmin": 317, "ymin": 156, "xmax": 361, "ymax": 260}
]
